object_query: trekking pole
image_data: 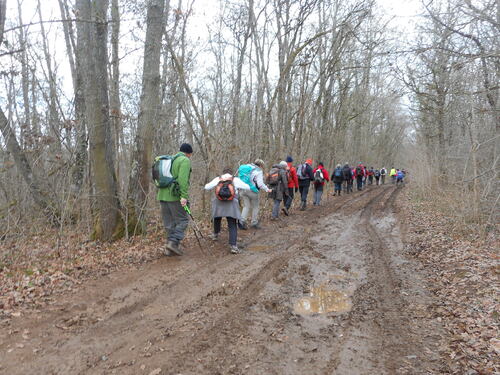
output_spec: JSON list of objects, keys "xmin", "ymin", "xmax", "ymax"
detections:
[{"xmin": 183, "ymin": 205, "xmax": 212, "ymax": 256}]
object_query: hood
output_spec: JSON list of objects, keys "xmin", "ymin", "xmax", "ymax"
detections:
[{"xmin": 272, "ymin": 163, "xmax": 284, "ymax": 169}]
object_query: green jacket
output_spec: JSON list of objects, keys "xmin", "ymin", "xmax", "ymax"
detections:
[{"xmin": 156, "ymin": 152, "xmax": 191, "ymax": 202}]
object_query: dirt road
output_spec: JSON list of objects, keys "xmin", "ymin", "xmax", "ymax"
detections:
[{"xmin": 0, "ymin": 185, "xmax": 447, "ymax": 374}]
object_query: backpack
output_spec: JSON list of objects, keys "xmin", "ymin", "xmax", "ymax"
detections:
[
  {"xmin": 355, "ymin": 166, "xmax": 363, "ymax": 176},
  {"xmin": 237, "ymin": 164, "xmax": 259, "ymax": 193},
  {"xmin": 314, "ymin": 168, "xmax": 325, "ymax": 183},
  {"xmin": 266, "ymin": 167, "xmax": 281, "ymax": 186},
  {"xmin": 334, "ymin": 168, "xmax": 343, "ymax": 178},
  {"xmin": 152, "ymin": 154, "xmax": 180, "ymax": 188},
  {"xmin": 380, "ymin": 168, "xmax": 386, "ymax": 175},
  {"xmin": 375, "ymin": 170, "xmax": 380, "ymax": 177},
  {"xmin": 343, "ymin": 166, "xmax": 352, "ymax": 179},
  {"xmin": 297, "ymin": 163, "xmax": 308, "ymax": 180},
  {"xmin": 215, "ymin": 176, "xmax": 236, "ymax": 201}
]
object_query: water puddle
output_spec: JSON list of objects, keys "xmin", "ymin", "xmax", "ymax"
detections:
[
  {"xmin": 294, "ymin": 285, "xmax": 352, "ymax": 315},
  {"xmin": 246, "ymin": 245, "xmax": 270, "ymax": 252}
]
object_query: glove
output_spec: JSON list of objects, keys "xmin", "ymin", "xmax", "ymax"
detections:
[{"xmin": 295, "ymin": 187, "xmax": 299, "ymax": 193}]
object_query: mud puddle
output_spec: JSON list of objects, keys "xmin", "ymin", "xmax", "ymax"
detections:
[{"xmin": 294, "ymin": 285, "xmax": 352, "ymax": 314}]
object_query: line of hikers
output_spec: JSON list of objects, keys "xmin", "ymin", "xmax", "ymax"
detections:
[{"xmin": 153, "ymin": 144, "xmax": 406, "ymax": 256}]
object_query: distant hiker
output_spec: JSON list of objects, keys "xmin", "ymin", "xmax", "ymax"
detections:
[
  {"xmin": 367, "ymin": 167, "xmax": 374, "ymax": 185},
  {"xmin": 343, "ymin": 163, "xmax": 353, "ymax": 194},
  {"xmin": 380, "ymin": 167, "xmax": 387, "ymax": 185},
  {"xmin": 312, "ymin": 162, "xmax": 330, "ymax": 204},
  {"xmin": 390, "ymin": 167, "xmax": 397, "ymax": 184},
  {"xmin": 205, "ymin": 168, "xmax": 250, "ymax": 254},
  {"xmin": 396, "ymin": 169, "xmax": 405, "ymax": 185},
  {"xmin": 237, "ymin": 159, "xmax": 272, "ymax": 230},
  {"xmin": 330, "ymin": 163, "xmax": 342, "ymax": 196},
  {"xmin": 157, "ymin": 143, "xmax": 193, "ymax": 256},
  {"xmin": 297, "ymin": 159, "xmax": 314, "ymax": 210},
  {"xmin": 374, "ymin": 168, "xmax": 381, "ymax": 185},
  {"xmin": 355, "ymin": 163, "xmax": 365, "ymax": 191},
  {"xmin": 267, "ymin": 161, "xmax": 290, "ymax": 220},
  {"xmin": 283, "ymin": 156, "xmax": 299, "ymax": 215}
]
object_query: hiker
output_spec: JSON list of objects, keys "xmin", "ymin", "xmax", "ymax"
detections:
[
  {"xmin": 343, "ymin": 163, "xmax": 353, "ymax": 194},
  {"xmin": 331, "ymin": 164, "xmax": 344, "ymax": 196},
  {"xmin": 283, "ymin": 156, "xmax": 299, "ymax": 215},
  {"xmin": 204, "ymin": 168, "xmax": 250, "ymax": 254},
  {"xmin": 390, "ymin": 167, "xmax": 397, "ymax": 184},
  {"xmin": 380, "ymin": 167, "xmax": 387, "ymax": 185},
  {"xmin": 374, "ymin": 168, "xmax": 381, "ymax": 185},
  {"xmin": 157, "ymin": 143, "xmax": 193, "ymax": 256},
  {"xmin": 354, "ymin": 163, "xmax": 365, "ymax": 191},
  {"xmin": 312, "ymin": 162, "xmax": 330, "ymax": 204},
  {"xmin": 267, "ymin": 161, "xmax": 290, "ymax": 220},
  {"xmin": 237, "ymin": 159, "xmax": 272, "ymax": 230},
  {"xmin": 367, "ymin": 167, "xmax": 374, "ymax": 185},
  {"xmin": 297, "ymin": 159, "xmax": 314, "ymax": 210},
  {"xmin": 396, "ymin": 169, "xmax": 405, "ymax": 185}
]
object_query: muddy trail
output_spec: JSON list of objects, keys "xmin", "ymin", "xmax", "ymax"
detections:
[{"xmin": 0, "ymin": 185, "xmax": 446, "ymax": 374}]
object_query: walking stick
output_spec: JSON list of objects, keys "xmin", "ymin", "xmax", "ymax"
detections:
[{"xmin": 183, "ymin": 205, "xmax": 212, "ymax": 256}]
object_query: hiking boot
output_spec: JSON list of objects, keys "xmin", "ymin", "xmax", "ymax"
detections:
[
  {"xmin": 250, "ymin": 223, "xmax": 262, "ymax": 229},
  {"xmin": 164, "ymin": 248, "xmax": 173, "ymax": 257},
  {"xmin": 209, "ymin": 233, "xmax": 219, "ymax": 241},
  {"xmin": 282, "ymin": 207, "xmax": 289, "ymax": 216},
  {"xmin": 166, "ymin": 240, "xmax": 183, "ymax": 256},
  {"xmin": 270, "ymin": 217, "xmax": 278, "ymax": 221},
  {"xmin": 230, "ymin": 245, "xmax": 242, "ymax": 254},
  {"xmin": 299, "ymin": 202, "xmax": 306, "ymax": 211},
  {"xmin": 238, "ymin": 221, "xmax": 248, "ymax": 230}
]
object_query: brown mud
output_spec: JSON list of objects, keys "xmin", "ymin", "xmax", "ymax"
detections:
[{"xmin": 0, "ymin": 185, "xmax": 448, "ymax": 374}]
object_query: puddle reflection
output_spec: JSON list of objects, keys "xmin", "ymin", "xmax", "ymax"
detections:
[{"xmin": 294, "ymin": 285, "xmax": 352, "ymax": 315}]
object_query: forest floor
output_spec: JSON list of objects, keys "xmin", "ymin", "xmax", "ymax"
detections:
[{"xmin": 0, "ymin": 184, "xmax": 497, "ymax": 374}]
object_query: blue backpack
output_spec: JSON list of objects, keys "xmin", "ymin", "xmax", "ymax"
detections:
[
  {"xmin": 238, "ymin": 164, "xmax": 259, "ymax": 193},
  {"xmin": 334, "ymin": 168, "xmax": 343, "ymax": 178}
]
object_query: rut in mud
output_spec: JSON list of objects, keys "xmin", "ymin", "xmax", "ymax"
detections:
[{"xmin": 0, "ymin": 186, "xmax": 446, "ymax": 374}]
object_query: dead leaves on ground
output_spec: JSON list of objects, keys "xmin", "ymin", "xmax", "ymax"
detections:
[{"xmin": 401, "ymin": 192, "xmax": 499, "ymax": 374}]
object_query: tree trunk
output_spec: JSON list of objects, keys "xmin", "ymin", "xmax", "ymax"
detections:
[
  {"xmin": 127, "ymin": 0, "xmax": 166, "ymax": 235},
  {"xmin": 77, "ymin": 0, "xmax": 123, "ymax": 241}
]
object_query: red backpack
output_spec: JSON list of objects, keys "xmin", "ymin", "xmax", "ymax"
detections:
[{"xmin": 215, "ymin": 176, "xmax": 236, "ymax": 201}]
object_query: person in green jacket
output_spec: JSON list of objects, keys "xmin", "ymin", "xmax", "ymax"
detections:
[{"xmin": 157, "ymin": 143, "xmax": 193, "ymax": 256}]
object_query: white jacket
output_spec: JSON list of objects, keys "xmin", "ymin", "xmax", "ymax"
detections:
[{"xmin": 204, "ymin": 174, "xmax": 251, "ymax": 191}]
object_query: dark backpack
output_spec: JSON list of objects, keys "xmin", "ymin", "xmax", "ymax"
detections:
[
  {"xmin": 356, "ymin": 166, "xmax": 363, "ymax": 176},
  {"xmin": 152, "ymin": 154, "xmax": 179, "ymax": 188},
  {"xmin": 314, "ymin": 168, "xmax": 325, "ymax": 183},
  {"xmin": 297, "ymin": 163, "xmax": 308, "ymax": 180},
  {"xmin": 334, "ymin": 168, "xmax": 343, "ymax": 178},
  {"xmin": 266, "ymin": 167, "xmax": 281, "ymax": 186},
  {"xmin": 375, "ymin": 170, "xmax": 380, "ymax": 177},
  {"xmin": 343, "ymin": 166, "xmax": 352, "ymax": 179},
  {"xmin": 215, "ymin": 177, "xmax": 235, "ymax": 201}
]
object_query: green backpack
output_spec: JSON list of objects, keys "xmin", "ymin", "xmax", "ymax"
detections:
[{"xmin": 152, "ymin": 155, "xmax": 180, "ymax": 188}]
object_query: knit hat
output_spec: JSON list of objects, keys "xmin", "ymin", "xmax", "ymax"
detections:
[
  {"xmin": 180, "ymin": 143, "xmax": 193, "ymax": 154},
  {"xmin": 254, "ymin": 159, "xmax": 265, "ymax": 168},
  {"xmin": 279, "ymin": 161, "xmax": 288, "ymax": 167},
  {"xmin": 286, "ymin": 156, "xmax": 293, "ymax": 163},
  {"xmin": 306, "ymin": 159, "xmax": 313, "ymax": 165}
]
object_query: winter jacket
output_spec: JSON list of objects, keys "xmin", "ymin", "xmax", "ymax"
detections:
[
  {"xmin": 390, "ymin": 168, "xmax": 397, "ymax": 177},
  {"xmin": 157, "ymin": 152, "xmax": 191, "ymax": 202},
  {"xmin": 367, "ymin": 168, "xmax": 374, "ymax": 176},
  {"xmin": 354, "ymin": 165, "xmax": 366, "ymax": 178},
  {"xmin": 205, "ymin": 174, "xmax": 250, "ymax": 220},
  {"xmin": 268, "ymin": 164, "xmax": 289, "ymax": 201},
  {"xmin": 380, "ymin": 168, "xmax": 387, "ymax": 176},
  {"xmin": 297, "ymin": 163, "xmax": 314, "ymax": 187},
  {"xmin": 287, "ymin": 162, "xmax": 299, "ymax": 189},
  {"xmin": 343, "ymin": 165, "xmax": 353, "ymax": 181},
  {"xmin": 331, "ymin": 167, "xmax": 344, "ymax": 183},
  {"xmin": 250, "ymin": 166, "xmax": 272, "ymax": 193},
  {"xmin": 313, "ymin": 166, "xmax": 330, "ymax": 187}
]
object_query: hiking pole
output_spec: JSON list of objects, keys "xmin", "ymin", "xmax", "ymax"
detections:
[{"xmin": 183, "ymin": 204, "xmax": 212, "ymax": 256}]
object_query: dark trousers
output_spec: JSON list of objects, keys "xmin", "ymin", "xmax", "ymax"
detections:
[
  {"xmin": 375, "ymin": 176, "xmax": 380, "ymax": 185},
  {"xmin": 299, "ymin": 184, "xmax": 310, "ymax": 202},
  {"xmin": 381, "ymin": 175, "xmax": 386, "ymax": 184},
  {"xmin": 356, "ymin": 176, "xmax": 363, "ymax": 191},
  {"xmin": 160, "ymin": 201, "xmax": 189, "ymax": 244},
  {"xmin": 285, "ymin": 187, "xmax": 295, "ymax": 209},
  {"xmin": 214, "ymin": 217, "xmax": 237, "ymax": 246},
  {"xmin": 346, "ymin": 180, "xmax": 353, "ymax": 193},
  {"xmin": 334, "ymin": 182, "xmax": 342, "ymax": 192},
  {"xmin": 368, "ymin": 176, "xmax": 373, "ymax": 184}
]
